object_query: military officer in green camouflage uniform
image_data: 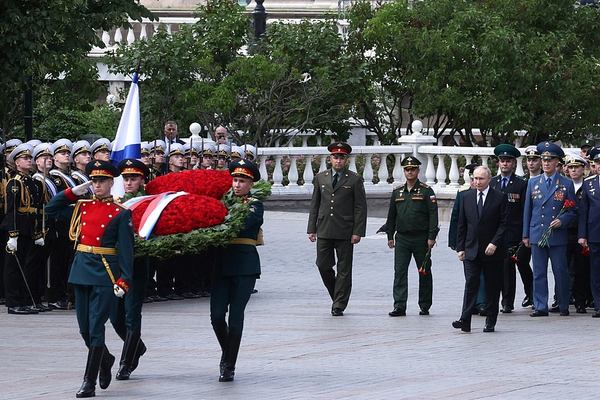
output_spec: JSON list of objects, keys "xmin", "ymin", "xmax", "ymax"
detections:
[{"xmin": 386, "ymin": 156, "xmax": 439, "ymax": 316}]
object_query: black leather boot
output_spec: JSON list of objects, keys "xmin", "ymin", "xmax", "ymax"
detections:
[
  {"xmin": 116, "ymin": 331, "xmax": 141, "ymax": 380},
  {"xmin": 76, "ymin": 346, "xmax": 103, "ymax": 398},
  {"xmin": 130, "ymin": 338, "xmax": 146, "ymax": 372},
  {"xmin": 219, "ymin": 333, "xmax": 242, "ymax": 382},
  {"xmin": 99, "ymin": 346, "xmax": 115, "ymax": 390},
  {"xmin": 213, "ymin": 323, "xmax": 229, "ymax": 375}
]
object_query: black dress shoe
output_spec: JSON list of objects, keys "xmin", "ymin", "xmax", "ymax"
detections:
[
  {"xmin": 549, "ymin": 305, "xmax": 560, "ymax": 313},
  {"xmin": 8, "ymin": 306, "xmax": 32, "ymax": 315},
  {"xmin": 143, "ymin": 296, "xmax": 154, "ymax": 303},
  {"xmin": 331, "ymin": 308, "xmax": 343, "ymax": 316},
  {"xmin": 0, "ymin": 298, "xmax": 5, "ymax": 305},
  {"xmin": 166, "ymin": 293, "xmax": 184, "ymax": 300},
  {"xmin": 49, "ymin": 300, "xmax": 69, "ymax": 310},
  {"xmin": 452, "ymin": 319, "xmax": 471, "ymax": 332},
  {"xmin": 521, "ymin": 296, "xmax": 533, "ymax": 307},
  {"xmin": 151, "ymin": 295, "xmax": 168, "ymax": 302},
  {"xmin": 592, "ymin": 310, "xmax": 600, "ymax": 318},
  {"xmin": 419, "ymin": 308, "xmax": 429, "ymax": 315},
  {"xmin": 576, "ymin": 306, "xmax": 587, "ymax": 314},
  {"xmin": 560, "ymin": 309, "xmax": 570, "ymax": 316},
  {"xmin": 35, "ymin": 303, "xmax": 52, "ymax": 312},
  {"xmin": 501, "ymin": 306, "xmax": 513, "ymax": 313},
  {"xmin": 388, "ymin": 308, "xmax": 406, "ymax": 317},
  {"xmin": 477, "ymin": 306, "xmax": 487, "ymax": 316},
  {"xmin": 181, "ymin": 292, "xmax": 201, "ymax": 299},
  {"xmin": 530, "ymin": 310, "xmax": 549, "ymax": 317},
  {"xmin": 483, "ymin": 324, "xmax": 495, "ymax": 332}
]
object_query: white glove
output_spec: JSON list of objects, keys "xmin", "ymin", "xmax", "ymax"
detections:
[
  {"xmin": 6, "ymin": 237, "xmax": 17, "ymax": 252},
  {"xmin": 72, "ymin": 181, "xmax": 93, "ymax": 196},
  {"xmin": 34, "ymin": 238, "xmax": 45, "ymax": 246},
  {"xmin": 114, "ymin": 284, "xmax": 125, "ymax": 298}
]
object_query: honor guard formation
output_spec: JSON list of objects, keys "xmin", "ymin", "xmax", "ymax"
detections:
[
  {"xmin": 0, "ymin": 121, "xmax": 263, "ymax": 397},
  {"xmin": 4, "ymin": 129, "xmax": 600, "ymax": 397}
]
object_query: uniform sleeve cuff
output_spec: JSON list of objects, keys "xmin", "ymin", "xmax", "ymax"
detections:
[{"xmin": 65, "ymin": 188, "xmax": 79, "ymax": 201}]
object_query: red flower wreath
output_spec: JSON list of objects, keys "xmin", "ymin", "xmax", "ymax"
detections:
[
  {"xmin": 145, "ymin": 169, "xmax": 232, "ymax": 199},
  {"xmin": 130, "ymin": 194, "xmax": 227, "ymax": 236}
]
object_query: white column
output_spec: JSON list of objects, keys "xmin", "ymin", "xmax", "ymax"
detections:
[
  {"xmin": 448, "ymin": 154, "xmax": 460, "ymax": 188},
  {"xmin": 304, "ymin": 155, "xmax": 314, "ymax": 189},
  {"xmin": 272, "ymin": 155, "xmax": 284, "ymax": 187},
  {"xmin": 114, "ymin": 28, "xmax": 123, "ymax": 45},
  {"xmin": 348, "ymin": 155, "xmax": 357, "ymax": 173},
  {"xmin": 127, "ymin": 27, "xmax": 135, "ymax": 45},
  {"xmin": 319, "ymin": 154, "xmax": 327, "ymax": 173},
  {"xmin": 435, "ymin": 155, "xmax": 447, "ymax": 188},
  {"xmin": 140, "ymin": 23, "xmax": 148, "ymax": 41},
  {"xmin": 258, "ymin": 155, "xmax": 268, "ymax": 182},
  {"xmin": 287, "ymin": 156, "xmax": 299, "ymax": 188},
  {"xmin": 392, "ymin": 154, "xmax": 403, "ymax": 185},
  {"xmin": 363, "ymin": 153, "xmax": 373, "ymax": 186},
  {"xmin": 377, "ymin": 154, "xmax": 389, "ymax": 186},
  {"xmin": 425, "ymin": 154, "xmax": 436, "ymax": 186}
]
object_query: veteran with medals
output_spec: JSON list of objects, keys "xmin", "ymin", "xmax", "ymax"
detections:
[{"xmin": 523, "ymin": 141, "xmax": 578, "ymax": 317}]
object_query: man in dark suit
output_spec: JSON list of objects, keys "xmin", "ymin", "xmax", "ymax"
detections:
[
  {"xmin": 523, "ymin": 141, "xmax": 577, "ymax": 317},
  {"xmin": 163, "ymin": 121, "xmax": 185, "ymax": 145},
  {"xmin": 490, "ymin": 144, "xmax": 530, "ymax": 313},
  {"xmin": 578, "ymin": 146, "xmax": 600, "ymax": 318},
  {"xmin": 453, "ymin": 166, "xmax": 509, "ymax": 333},
  {"xmin": 307, "ymin": 142, "xmax": 367, "ymax": 316}
]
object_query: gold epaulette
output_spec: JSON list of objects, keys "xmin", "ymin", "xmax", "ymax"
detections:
[
  {"xmin": 585, "ymin": 174, "xmax": 597, "ymax": 181},
  {"xmin": 420, "ymin": 182, "xmax": 430, "ymax": 189},
  {"xmin": 393, "ymin": 185, "xmax": 403, "ymax": 190},
  {"xmin": 458, "ymin": 185, "xmax": 471, "ymax": 192}
]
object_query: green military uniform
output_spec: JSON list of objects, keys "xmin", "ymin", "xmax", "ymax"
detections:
[{"xmin": 386, "ymin": 157, "xmax": 439, "ymax": 314}]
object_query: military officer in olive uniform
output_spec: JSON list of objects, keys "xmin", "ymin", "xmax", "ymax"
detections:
[
  {"xmin": 490, "ymin": 144, "xmax": 530, "ymax": 313},
  {"xmin": 386, "ymin": 156, "xmax": 439, "ymax": 316},
  {"xmin": 307, "ymin": 142, "xmax": 368, "ymax": 317},
  {"xmin": 211, "ymin": 159, "xmax": 263, "ymax": 382}
]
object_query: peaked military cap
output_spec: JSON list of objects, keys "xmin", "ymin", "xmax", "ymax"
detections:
[
  {"xmin": 580, "ymin": 139, "xmax": 595, "ymax": 149},
  {"xmin": 494, "ymin": 144, "xmax": 520, "ymax": 159},
  {"xmin": 229, "ymin": 159, "xmax": 260, "ymax": 182},
  {"xmin": 465, "ymin": 163, "xmax": 481, "ymax": 175},
  {"xmin": 86, "ymin": 159, "xmax": 119, "ymax": 180},
  {"xmin": 537, "ymin": 141, "xmax": 564, "ymax": 160},
  {"xmin": 52, "ymin": 138, "xmax": 73, "ymax": 155},
  {"xmin": 9, "ymin": 143, "xmax": 33, "ymax": 163},
  {"xmin": 117, "ymin": 158, "xmax": 149, "ymax": 177},
  {"xmin": 150, "ymin": 140, "xmax": 166, "ymax": 154},
  {"xmin": 565, "ymin": 153, "xmax": 588, "ymax": 167},
  {"xmin": 33, "ymin": 143, "xmax": 53, "ymax": 160},
  {"xmin": 90, "ymin": 138, "xmax": 112, "ymax": 155},
  {"xmin": 327, "ymin": 142, "xmax": 352, "ymax": 155},
  {"xmin": 168, "ymin": 143, "xmax": 185, "ymax": 157},
  {"xmin": 587, "ymin": 146, "xmax": 600, "ymax": 162},
  {"xmin": 524, "ymin": 145, "xmax": 540, "ymax": 158},
  {"xmin": 5, "ymin": 139, "xmax": 22, "ymax": 154},
  {"xmin": 401, "ymin": 156, "xmax": 421, "ymax": 169},
  {"xmin": 71, "ymin": 140, "xmax": 92, "ymax": 161}
]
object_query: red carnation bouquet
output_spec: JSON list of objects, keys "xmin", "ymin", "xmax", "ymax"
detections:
[
  {"xmin": 537, "ymin": 199, "xmax": 577, "ymax": 248},
  {"xmin": 145, "ymin": 169, "xmax": 232, "ymax": 199}
]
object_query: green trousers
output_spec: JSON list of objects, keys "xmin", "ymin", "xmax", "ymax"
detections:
[{"xmin": 393, "ymin": 233, "xmax": 433, "ymax": 311}]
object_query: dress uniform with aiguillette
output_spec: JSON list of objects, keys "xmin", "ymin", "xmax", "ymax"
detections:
[
  {"xmin": 45, "ymin": 160, "xmax": 133, "ymax": 398},
  {"xmin": 386, "ymin": 156, "xmax": 439, "ymax": 315}
]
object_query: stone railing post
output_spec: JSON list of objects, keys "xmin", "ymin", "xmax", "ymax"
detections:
[{"xmin": 397, "ymin": 120, "xmax": 436, "ymax": 184}]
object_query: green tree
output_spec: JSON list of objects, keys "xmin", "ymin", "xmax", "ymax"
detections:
[{"xmin": 0, "ymin": 0, "xmax": 155, "ymax": 138}]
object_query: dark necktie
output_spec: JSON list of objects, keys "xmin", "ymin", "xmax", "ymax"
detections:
[
  {"xmin": 332, "ymin": 173, "xmax": 339, "ymax": 188},
  {"xmin": 501, "ymin": 177, "xmax": 507, "ymax": 191},
  {"xmin": 478, "ymin": 192, "xmax": 484, "ymax": 217},
  {"xmin": 546, "ymin": 177, "xmax": 552, "ymax": 189}
]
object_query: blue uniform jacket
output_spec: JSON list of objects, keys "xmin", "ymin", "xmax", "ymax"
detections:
[
  {"xmin": 578, "ymin": 175, "xmax": 600, "ymax": 243},
  {"xmin": 45, "ymin": 190, "xmax": 134, "ymax": 287},
  {"xmin": 523, "ymin": 173, "xmax": 577, "ymax": 245}
]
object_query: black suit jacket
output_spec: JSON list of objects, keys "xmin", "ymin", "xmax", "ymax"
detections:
[
  {"xmin": 457, "ymin": 187, "xmax": 509, "ymax": 261},
  {"xmin": 490, "ymin": 173, "xmax": 527, "ymax": 245}
]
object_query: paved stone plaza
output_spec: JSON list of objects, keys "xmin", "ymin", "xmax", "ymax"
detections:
[{"xmin": 2, "ymin": 211, "xmax": 600, "ymax": 399}]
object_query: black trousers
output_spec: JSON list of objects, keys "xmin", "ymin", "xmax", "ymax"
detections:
[
  {"xmin": 460, "ymin": 255, "xmax": 503, "ymax": 326},
  {"xmin": 3, "ymin": 236, "xmax": 36, "ymax": 308}
]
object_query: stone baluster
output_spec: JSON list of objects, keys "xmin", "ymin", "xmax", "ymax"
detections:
[
  {"xmin": 481, "ymin": 156, "xmax": 490, "ymax": 172},
  {"xmin": 448, "ymin": 154, "xmax": 460, "ymax": 188},
  {"xmin": 348, "ymin": 155, "xmax": 357, "ymax": 173},
  {"xmin": 425, "ymin": 154, "xmax": 436, "ymax": 186},
  {"xmin": 287, "ymin": 156, "xmax": 299, "ymax": 188},
  {"xmin": 319, "ymin": 154, "xmax": 327, "ymax": 173},
  {"xmin": 102, "ymin": 30, "xmax": 111, "ymax": 47},
  {"xmin": 140, "ymin": 23, "xmax": 148, "ymax": 41},
  {"xmin": 304, "ymin": 155, "xmax": 314, "ymax": 189},
  {"xmin": 392, "ymin": 154, "xmax": 403, "ymax": 185},
  {"xmin": 114, "ymin": 28, "xmax": 123, "ymax": 45},
  {"xmin": 377, "ymin": 153, "xmax": 389, "ymax": 186},
  {"xmin": 435, "ymin": 155, "xmax": 447, "ymax": 188},
  {"xmin": 363, "ymin": 153, "xmax": 374, "ymax": 185},
  {"xmin": 515, "ymin": 157, "xmax": 525, "ymax": 176},
  {"xmin": 272, "ymin": 155, "xmax": 284, "ymax": 187},
  {"xmin": 166, "ymin": 23, "xmax": 173, "ymax": 35},
  {"xmin": 127, "ymin": 27, "xmax": 135, "ymax": 45},
  {"xmin": 258, "ymin": 155, "xmax": 268, "ymax": 182}
]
